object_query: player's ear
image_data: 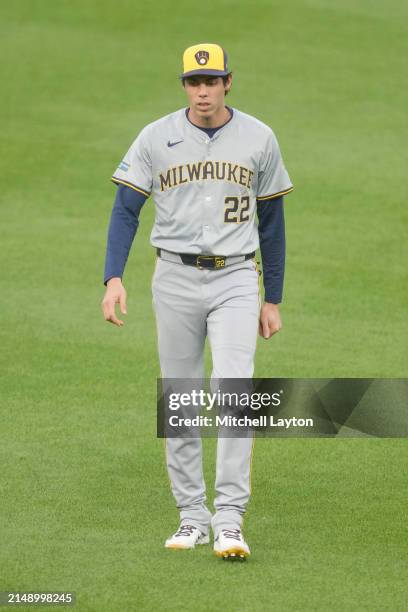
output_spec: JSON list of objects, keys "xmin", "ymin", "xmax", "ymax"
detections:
[{"xmin": 224, "ymin": 73, "xmax": 233, "ymax": 94}]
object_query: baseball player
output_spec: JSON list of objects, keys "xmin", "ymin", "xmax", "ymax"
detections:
[{"xmin": 102, "ymin": 43, "xmax": 293, "ymax": 560}]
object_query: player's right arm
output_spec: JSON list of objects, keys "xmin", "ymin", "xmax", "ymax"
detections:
[
  {"xmin": 102, "ymin": 128, "xmax": 153, "ymax": 326},
  {"xmin": 102, "ymin": 184, "xmax": 147, "ymax": 326}
]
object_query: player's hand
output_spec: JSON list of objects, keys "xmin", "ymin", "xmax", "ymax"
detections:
[
  {"xmin": 101, "ymin": 277, "xmax": 127, "ymax": 327},
  {"xmin": 259, "ymin": 302, "xmax": 282, "ymax": 339}
]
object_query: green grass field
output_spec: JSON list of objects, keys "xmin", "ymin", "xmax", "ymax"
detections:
[{"xmin": 1, "ymin": 1, "xmax": 407, "ymax": 610}]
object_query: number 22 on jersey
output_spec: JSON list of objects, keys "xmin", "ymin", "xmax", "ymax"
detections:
[{"xmin": 224, "ymin": 196, "xmax": 250, "ymax": 223}]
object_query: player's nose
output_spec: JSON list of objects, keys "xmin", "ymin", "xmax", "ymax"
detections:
[{"xmin": 197, "ymin": 83, "xmax": 209, "ymax": 97}]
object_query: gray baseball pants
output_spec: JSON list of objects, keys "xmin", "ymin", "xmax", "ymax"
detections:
[{"xmin": 152, "ymin": 254, "xmax": 260, "ymax": 538}]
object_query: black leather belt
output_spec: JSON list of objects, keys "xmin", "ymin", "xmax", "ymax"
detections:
[{"xmin": 156, "ymin": 248, "xmax": 255, "ymax": 270}]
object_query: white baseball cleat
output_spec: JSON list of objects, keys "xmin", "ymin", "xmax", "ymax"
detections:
[
  {"xmin": 165, "ymin": 524, "xmax": 210, "ymax": 550},
  {"xmin": 214, "ymin": 529, "xmax": 251, "ymax": 561}
]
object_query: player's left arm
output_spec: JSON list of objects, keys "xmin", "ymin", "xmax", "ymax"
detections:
[
  {"xmin": 257, "ymin": 196, "xmax": 285, "ymax": 339},
  {"xmin": 256, "ymin": 128, "xmax": 293, "ymax": 339}
]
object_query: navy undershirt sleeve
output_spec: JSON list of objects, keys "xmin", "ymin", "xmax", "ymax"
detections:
[
  {"xmin": 104, "ymin": 184, "xmax": 147, "ymax": 285},
  {"xmin": 256, "ymin": 196, "xmax": 285, "ymax": 304}
]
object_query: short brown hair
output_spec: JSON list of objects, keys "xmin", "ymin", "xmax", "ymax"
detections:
[{"xmin": 182, "ymin": 73, "xmax": 232, "ymax": 96}]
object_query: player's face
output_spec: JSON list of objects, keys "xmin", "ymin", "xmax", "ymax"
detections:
[{"xmin": 183, "ymin": 75, "xmax": 232, "ymax": 121}]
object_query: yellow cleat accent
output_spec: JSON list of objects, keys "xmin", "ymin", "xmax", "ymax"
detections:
[{"xmin": 215, "ymin": 547, "xmax": 250, "ymax": 559}]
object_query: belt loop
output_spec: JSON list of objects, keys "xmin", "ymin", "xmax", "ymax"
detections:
[{"xmin": 157, "ymin": 248, "xmax": 161, "ymax": 258}]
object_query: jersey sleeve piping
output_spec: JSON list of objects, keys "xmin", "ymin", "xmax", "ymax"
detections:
[
  {"xmin": 257, "ymin": 186, "xmax": 294, "ymax": 201},
  {"xmin": 111, "ymin": 177, "xmax": 151, "ymax": 198}
]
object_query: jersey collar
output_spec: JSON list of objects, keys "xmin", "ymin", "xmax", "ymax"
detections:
[{"xmin": 183, "ymin": 106, "xmax": 235, "ymax": 142}]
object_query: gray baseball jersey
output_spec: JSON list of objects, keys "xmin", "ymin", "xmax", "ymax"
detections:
[{"xmin": 112, "ymin": 107, "xmax": 293, "ymax": 255}]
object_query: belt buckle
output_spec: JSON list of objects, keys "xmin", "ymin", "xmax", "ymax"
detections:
[
  {"xmin": 196, "ymin": 255, "xmax": 226, "ymax": 270},
  {"xmin": 196, "ymin": 255, "xmax": 212, "ymax": 270}
]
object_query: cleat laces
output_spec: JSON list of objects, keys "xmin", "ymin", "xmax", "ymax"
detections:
[
  {"xmin": 222, "ymin": 529, "xmax": 242, "ymax": 541},
  {"xmin": 175, "ymin": 524, "xmax": 197, "ymax": 538}
]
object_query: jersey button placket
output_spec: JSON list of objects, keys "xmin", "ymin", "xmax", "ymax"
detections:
[
  {"xmin": 201, "ymin": 139, "xmax": 212, "ymax": 248},
  {"xmin": 204, "ymin": 195, "xmax": 211, "ymax": 232},
  {"xmin": 203, "ymin": 167, "xmax": 212, "ymax": 246},
  {"xmin": 201, "ymin": 140, "xmax": 212, "ymax": 308}
]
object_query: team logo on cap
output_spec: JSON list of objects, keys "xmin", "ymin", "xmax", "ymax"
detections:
[{"xmin": 195, "ymin": 50, "xmax": 209, "ymax": 65}]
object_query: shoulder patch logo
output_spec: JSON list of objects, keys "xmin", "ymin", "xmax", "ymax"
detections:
[
  {"xmin": 195, "ymin": 50, "xmax": 209, "ymax": 65},
  {"xmin": 119, "ymin": 160, "xmax": 130, "ymax": 172}
]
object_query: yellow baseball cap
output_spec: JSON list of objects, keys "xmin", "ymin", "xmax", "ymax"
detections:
[{"xmin": 181, "ymin": 43, "xmax": 230, "ymax": 78}]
